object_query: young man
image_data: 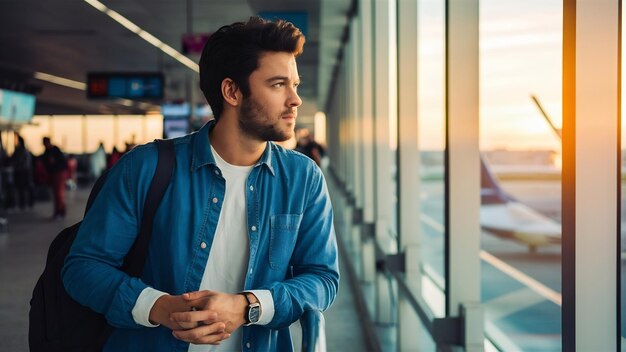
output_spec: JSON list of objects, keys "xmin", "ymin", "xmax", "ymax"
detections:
[
  {"xmin": 42, "ymin": 136, "xmax": 68, "ymax": 219},
  {"xmin": 62, "ymin": 17, "xmax": 339, "ymax": 351}
]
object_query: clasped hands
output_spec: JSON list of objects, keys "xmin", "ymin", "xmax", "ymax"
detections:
[{"xmin": 149, "ymin": 290, "xmax": 248, "ymax": 345}]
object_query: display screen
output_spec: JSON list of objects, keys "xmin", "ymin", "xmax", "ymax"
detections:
[
  {"xmin": 87, "ymin": 72, "xmax": 164, "ymax": 100},
  {"xmin": 0, "ymin": 89, "xmax": 36, "ymax": 124}
]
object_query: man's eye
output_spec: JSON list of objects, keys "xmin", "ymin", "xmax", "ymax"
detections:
[{"xmin": 273, "ymin": 82, "xmax": 285, "ymax": 88}]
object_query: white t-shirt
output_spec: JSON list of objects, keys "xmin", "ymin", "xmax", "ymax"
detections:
[
  {"xmin": 132, "ymin": 146, "xmax": 277, "ymax": 351},
  {"xmin": 186, "ymin": 147, "xmax": 253, "ymax": 352}
]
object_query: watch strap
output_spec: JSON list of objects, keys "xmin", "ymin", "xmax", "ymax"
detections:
[
  {"xmin": 238, "ymin": 292, "xmax": 252, "ymax": 324},
  {"xmin": 238, "ymin": 292, "xmax": 251, "ymax": 305}
]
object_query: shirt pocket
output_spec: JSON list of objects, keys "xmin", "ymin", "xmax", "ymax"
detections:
[{"xmin": 269, "ymin": 214, "xmax": 303, "ymax": 269}]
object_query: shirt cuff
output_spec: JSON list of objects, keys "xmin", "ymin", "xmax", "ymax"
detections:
[
  {"xmin": 132, "ymin": 287, "xmax": 169, "ymax": 327},
  {"xmin": 245, "ymin": 289, "xmax": 274, "ymax": 325}
]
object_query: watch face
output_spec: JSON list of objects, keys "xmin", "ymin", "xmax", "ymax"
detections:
[{"xmin": 248, "ymin": 304, "xmax": 261, "ymax": 323}]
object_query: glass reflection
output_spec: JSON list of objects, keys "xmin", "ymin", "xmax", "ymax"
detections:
[
  {"xmin": 417, "ymin": 0, "xmax": 446, "ymax": 317},
  {"xmin": 480, "ymin": 0, "xmax": 562, "ymax": 350}
]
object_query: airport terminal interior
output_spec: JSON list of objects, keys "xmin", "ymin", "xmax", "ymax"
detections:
[{"xmin": 0, "ymin": 0, "xmax": 624, "ymax": 351}]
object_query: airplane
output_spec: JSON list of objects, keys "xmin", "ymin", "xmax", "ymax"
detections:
[
  {"xmin": 478, "ymin": 95, "xmax": 562, "ymax": 252},
  {"xmin": 531, "ymin": 95, "xmax": 562, "ymax": 138},
  {"xmin": 480, "ymin": 154, "xmax": 561, "ymax": 252}
]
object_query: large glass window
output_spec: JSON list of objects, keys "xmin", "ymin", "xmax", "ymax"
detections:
[
  {"xmin": 50, "ymin": 115, "xmax": 83, "ymax": 154},
  {"xmin": 85, "ymin": 116, "xmax": 115, "ymax": 153},
  {"xmin": 480, "ymin": 1, "xmax": 562, "ymax": 350},
  {"xmin": 21, "ymin": 115, "xmax": 163, "ymax": 155},
  {"xmin": 417, "ymin": 0, "xmax": 446, "ymax": 316}
]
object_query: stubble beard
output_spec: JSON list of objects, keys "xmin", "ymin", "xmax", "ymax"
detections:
[{"xmin": 238, "ymin": 96, "xmax": 294, "ymax": 142}]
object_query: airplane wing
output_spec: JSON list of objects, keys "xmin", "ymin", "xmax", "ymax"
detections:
[{"xmin": 481, "ymin": 202, "xmax": 561, "ymax": 247}]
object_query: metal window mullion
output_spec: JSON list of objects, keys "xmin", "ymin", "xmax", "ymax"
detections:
[
  {"xmin": 360, "ymin": 0, "xmax": 376, "ymax": 225},
  {"xmin": 351, "ymin": 18, "xmax": 364, "ymax": 211},
  {"xmin": 338, "ymin": 62, "xmax": 346, "ymax": 185},
  {"xmin": 373, "ymin": 0, "xmax": 398, "ymax": 325},
  {"xmin": 358, "ymin": 0, "xmax": 377, "ymax": 288},
  {"xmin": 345, "ymin": 55, "xmax": 354, "ymax": 197},
  {"xmin": 563, "ymin": 0, "xmax": 620, "ymax": 350},
  {"xmin": 373, "ymin": 0, "xmax": 397, "ymax": 251},
  {"xmin": 347, "ymin": 31, "xmax": 357, "ymax": 204},
  {"xmin": 397, "ymin": 0, "xmax": 423, "ymax": 349},
  {"xmin": 328, "ymin": 79, "xmax": 339, "ymax": 174},
  {"xmin": 446, "ymin": 0, "xmax": 482, "ymax": 350}
]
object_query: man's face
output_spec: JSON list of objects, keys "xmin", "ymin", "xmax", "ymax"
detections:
[{"xmin": 238, "ymin": 51, "xmax": 302, "ymax": 142}]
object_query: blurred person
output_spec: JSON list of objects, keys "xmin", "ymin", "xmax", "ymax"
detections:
[
  {"xmin": 295, "ymin": 128, "xmax": 324, "ymax": 166},
  {"xmin": 62, "ymin": 16, "xmax": 339, "ymax": 352},
  {"xmin": 11, "ymin": 134, "xmax": 34, "ymax": 209},
  {"xmin": 125, "ymin": 134, "xmax": 137, "ymax": 153},
  {"xmin": 90, "ymin": 142, "xmax": 107, "ymax": 180},
  {"xmin": 107, "ymin": 146, "xmax": 123, "ymax": 169},
  {"xmin": 42, "ymin": 137, "xmax": 68, "ymax": 219},
  {"xmin": 65, "ymin": 154, "xmax": 78, "ymax": 190}
]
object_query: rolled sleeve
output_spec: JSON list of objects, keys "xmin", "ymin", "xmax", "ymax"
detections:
[
  {"xmin": 245, "ymin": 289, "xmax": 274, "ymax": 325},
  {"xmin": 132, "ymin": 287, "xmax": 168, "ymax": 327}
]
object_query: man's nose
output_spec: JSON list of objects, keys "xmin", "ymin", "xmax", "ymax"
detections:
[{"xmin": 288, "ymin": 88, "xmax": 302, "ymax": 107}]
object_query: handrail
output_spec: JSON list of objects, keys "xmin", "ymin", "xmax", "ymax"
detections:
[
  {"xmin": 300, "ymin": 310, "xmax": 326, "ymax": 352},
  {"xmin": 376, "ymin": 241, "xmax": 463, "ymax": 346}
]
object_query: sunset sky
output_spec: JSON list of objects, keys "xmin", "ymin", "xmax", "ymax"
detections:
[{"xmin": 479, "ymin": 0, "xmax": 563, "ymax": 151}]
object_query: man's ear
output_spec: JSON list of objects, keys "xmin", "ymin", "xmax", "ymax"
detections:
[{"xmin": 221, "ymin": 78, "xmax": 241, "ymax": 107}]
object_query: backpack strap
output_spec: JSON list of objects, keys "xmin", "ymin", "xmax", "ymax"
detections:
[
  {"xmin": 122, "ymin": 139, "xmax": 175, "ymax": 277},
  {"xmin": 84, "ymin": 170, "xmax": 110, "ymax": 215}
]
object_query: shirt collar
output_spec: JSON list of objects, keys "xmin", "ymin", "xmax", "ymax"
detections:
[{"xmin": 191, "ymin": 119, "xmax": 275, "ymax": 176}]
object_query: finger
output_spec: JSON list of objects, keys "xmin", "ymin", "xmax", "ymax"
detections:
[
  {"xmin": 190, "ymin": 333, "xmax": 231, "ymax": 345},
  {"xmin": 172, "ymin": 322, "xmax": 226, "ymax": 343},
  {"xmin": 176, "ymin": 321, "xmax": 198, "ymax": 330},
  {"xmin": 182, "ymin": 290, "xmax": 215, "ymax": 301},
  {"xmin": 170, "ymin": 310, "xmax": 218, "ymax": 324}
]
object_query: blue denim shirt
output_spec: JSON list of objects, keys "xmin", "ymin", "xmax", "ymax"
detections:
[{"xmin": 62, "ymin": 121, "xmax": 339, "ymax": 352}]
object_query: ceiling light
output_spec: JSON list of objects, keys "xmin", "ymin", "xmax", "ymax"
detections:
[
  {"xmin": 33, "ymin": 72, "xmax": 87, "ymax": 90},
  {"xmin": 83, "ymin": 0, "xmax": 199, "ymax": 73}
]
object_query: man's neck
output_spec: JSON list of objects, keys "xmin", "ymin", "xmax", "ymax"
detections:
[{"xmin": 209, "ymin": 117, "xmax": 266, "ymax": 166}]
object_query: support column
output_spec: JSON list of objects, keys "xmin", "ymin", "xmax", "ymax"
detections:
[
  {"xmin": 562, "ymin": 0, "xmax": 620, "ymax": 350},
  {"xmin": 359, "ymin": 0, "xmax": 377, "ymax": 290},
  {"xmin": 397, "ymin": 0, "xmax": 423, "ymax": 349},
  {"xmin": 446, "ymin": 0, "xmax": 482, "ymax": 350},
  {"xmin": 373, "ymin": 0, "xmax": 398, "ymax": 324}
]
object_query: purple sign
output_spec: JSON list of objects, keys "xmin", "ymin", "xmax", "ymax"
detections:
[{"xmin": 182, "ymin": 33, "xmax": 211, "ymax": 55}]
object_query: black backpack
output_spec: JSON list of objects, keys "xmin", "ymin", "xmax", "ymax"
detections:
[{"xmin": 28, "ymin": 139, "xmax": 176, "ymax": 352}]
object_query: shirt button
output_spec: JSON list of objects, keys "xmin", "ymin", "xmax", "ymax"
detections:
[
  {"xmin": 246, "ymin": 342, "xmax": 251, "ymax": 349},
  {"xmin": 251, "ymin": 226, "xmax": 257, "ymax": 232},
  {"xmin": 214, "ymin": 169, "xmax": 219, "ymax": 175},
  {"xmin": 249, "ymin": 185, "xmax": 254, "ymax": 191},
  {"xmin": 200, "ymin": 242, "xmax": 207, "ymax": 249},
  {"xmin": 212, "ymin": 197, "xmax": 218, "ymax": 203},
  {"xmin": 249, "ymin": 268, "xmax": 253, "ymax": 274}
]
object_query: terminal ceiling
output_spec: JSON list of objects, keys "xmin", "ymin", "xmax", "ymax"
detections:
[{"xmin": 0, "ymin": 0, "xmax": 351, "ymax": 125}]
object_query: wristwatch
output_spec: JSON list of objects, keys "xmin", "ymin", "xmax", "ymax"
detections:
[{"xmin": 239, "ymin": 292, "xmax": 261, "ymax": 326}]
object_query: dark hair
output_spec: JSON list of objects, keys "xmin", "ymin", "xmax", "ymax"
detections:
[{"xmin": 199, "ymin": 16, "xmax": 305, "ymax": 121}]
